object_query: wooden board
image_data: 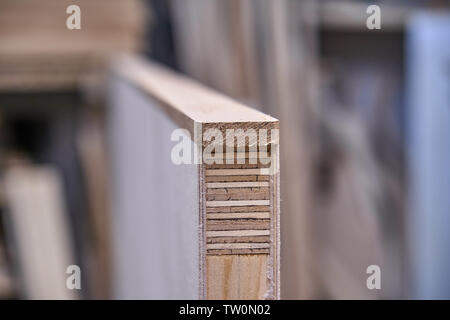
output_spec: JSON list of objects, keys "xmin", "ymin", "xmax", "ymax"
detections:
[
  {"xmin": 169, "ymin": 0, "xmax": 313, "ymax": 299},
  {"xmin": 2, "ymin": 165, "xmax": 78, "ymax": 299},
  {"xmin": 0, "ymin": 0, "xmax": 147, "ymax": 91},
  {"xmin": 111, "ymin": 54, "xmax": 280, "ymax": 299}
]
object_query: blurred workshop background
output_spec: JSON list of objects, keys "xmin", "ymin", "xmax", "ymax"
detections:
[{"xmin": 0, "ymin": 0, "xmax": 449, "ymax": 299}]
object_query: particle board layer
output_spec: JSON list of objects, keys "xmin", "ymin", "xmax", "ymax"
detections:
[{"xmin": 111, "ymin": 54, "xmax": 280, "ymax": 299}]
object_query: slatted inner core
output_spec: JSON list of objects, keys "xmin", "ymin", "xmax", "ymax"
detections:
[{"xmin": 205, "ymin": 153, "xmax": 272, "ymax": 255}]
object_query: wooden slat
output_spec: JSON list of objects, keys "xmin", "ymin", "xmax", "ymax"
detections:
[
  {"xmin": 206, "ymin": 168, "xmax": 270, "ymax": 176},
  {"xmin": 206, "ymin": 200, "xmax": 270, "ymax": 207},
  {"xmin": 206, "ymin": 230, "xmax": 270, "ymax": 237},
  {"xmin": 206, "ymin": 220, "xmax": 270, "ymax": 231},
  {"xmin": 206, "ymin": 181, "xmax": 269, "ymax": 188},
  {"xmin": 207, "ymin": 243, "xmax": 270, "ymax": 250},
  {"xmin": 207, "ymin": 212, "xmax": 270, "ymax": 219}
]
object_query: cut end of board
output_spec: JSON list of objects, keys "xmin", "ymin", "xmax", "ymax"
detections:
[
  {"xmin": 201, "ymin": 124, "xmax": 280, "ymax": 300},
  {"xmin": 112, "ymin": 54, "xmax": 280, "ymax": 300}
]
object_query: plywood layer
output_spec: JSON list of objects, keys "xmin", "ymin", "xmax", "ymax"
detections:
[
  {"xmin": 201, "ymin": 123, "xmax": 279, "ymax": 299},
  {"xmin": 113, "ymin": 55, "xmax": 279, "ymax": 300},
  {"xmin": 204, "ymin": 145, "xmax": 276, "ymax": 263}
]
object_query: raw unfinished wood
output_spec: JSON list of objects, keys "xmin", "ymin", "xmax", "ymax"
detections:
[
  {"xmin": 205, "ymin": 168, "xmax": 270, "ymax": 176},
  {"xmin": 0, "ymin": 0, "xmax": 146, "ymax": 90},
  {"xmin": 206, "ymin": 255, "xmax": 268, "ymax": 299},
  {"xmin": 207, "ymin": 230, "xmax": 271, "ymax": 237},
  {"xmin": 113, "ymin": 55, "xmax": 277, "ymax": 137},
  {"xmin": 206, "ymin": 200, "xmax": 270, "ymax": 207},
  {"xmin": 2, "ymin": 165, "xmax": 78, "ymax": 299},
  {"xmin": 170, "ymin": 0, "xmax": 319, "ymax": 299},
  {"xmin": 207, "ymin": 182, "xmax": 269, "ymax": 188},
  {"xmin": 207, "ymin": 212, "xmax": 270, "ymax": 219},
  {"xmin": 207, "ymin": 243, "xmax": 270, "ymax": 250},
  {"xmin": 112, "ymin": 54, "xmax": 280, "ymax": 300}
]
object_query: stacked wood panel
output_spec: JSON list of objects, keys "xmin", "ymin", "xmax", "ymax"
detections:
[{"xmin": 112, "ymin": 55, "xmax": 280, "ymax": 299}]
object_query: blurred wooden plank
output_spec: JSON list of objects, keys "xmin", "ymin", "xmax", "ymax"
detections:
[
  {"xmin": 170, "ymin": 0, "xmax": 311, "ymax": 298},
  {"xmin": 3, "ymin": 165, "xmax": 78, "ymax": 299},
  {"xmin": 0, "ymin": 0, "xmax": 147, "ymax": 90}
]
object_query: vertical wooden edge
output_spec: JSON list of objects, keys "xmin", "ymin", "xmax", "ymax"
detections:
[
  {"xmin": 274, "ymin": 144, "xmax": 281, "ymax": 299},
  {"xmin": 198, "ymin": 162, "xmax": 205, "ymax": 299},
  {"xmin": 267, "ymin": 139, "xmax": 280, "ymax": 300},
  {"xmin": 198, "ymin": 122, "xmax": 207, "ymax": 300}
]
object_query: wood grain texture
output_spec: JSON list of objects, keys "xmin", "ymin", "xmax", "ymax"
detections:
[
  {"xmin": 203, "ymin": 140, "xmax": 279, "ymax": 298},
  {"xmin": 112, "ymin": 55, "xmax": 278, "ymax": 137},
  {"xmin": 113, "ymin": 54, "xmax": 279, "ymax": 300},
  {"xmin": 206, "ymin": 255, "xmax": 268, "ymax": 299}
]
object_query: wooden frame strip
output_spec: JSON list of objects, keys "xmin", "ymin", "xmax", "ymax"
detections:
[
  {"xmin": 206, "ymin": 182, "xmax": 269, "ymax": 188},
  {"xmin": 206, "ymin": 230, "xmax": 270, "ymax": 237},
  {"xmin": 207, "ymin": 212, "xmax": 270, "ymax": 219},
  {"xmin": 206, "ymin": 168, "xmax": 270, "ymax": 176},
  {"xmin": 207, "ymin": 243, "xmax": 270, "ymax": 250},
  {"xmin": 206, "ymin": 200, "xmax": 270, "ymax": 207}
]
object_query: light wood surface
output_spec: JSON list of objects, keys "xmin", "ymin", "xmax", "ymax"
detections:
[
  {"xmin": 113, "ymin": 55, "xmax": 277, "ymax": 132},
  {"xmin": 206, "ymin": 255, "xmax": 268, "ymax": 299},
  {"xmin": 0, "ymin": 0, "xmax": 147, "ymax": 90},
  {"xmin": 112, "ymin": 54, "xmax": 280, "ymax": 299},
  {"xmin": 3, "ymin": 165, "xmax": 78, "ymax": 299}
]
